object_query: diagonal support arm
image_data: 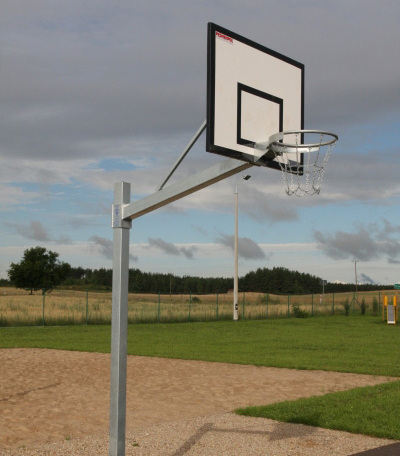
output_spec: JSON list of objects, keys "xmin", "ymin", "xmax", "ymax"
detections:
[{"xmin": 123, "ymin": 158, "xmax": 253, "ymax": 221}]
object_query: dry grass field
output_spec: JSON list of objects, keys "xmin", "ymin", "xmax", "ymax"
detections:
[{"xmin": 0, "ymin": 287, "xmax": 397, "ymax": 326}]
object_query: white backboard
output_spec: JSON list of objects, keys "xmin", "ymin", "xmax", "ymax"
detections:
[{"xmin": 206, "ymin": 23, "xmax": 304, "ymax": 169}]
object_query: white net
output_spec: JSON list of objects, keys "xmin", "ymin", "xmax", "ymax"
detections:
[{"xmin": 268, "ymin": 131, "xmax": 338, "ymax": 197}]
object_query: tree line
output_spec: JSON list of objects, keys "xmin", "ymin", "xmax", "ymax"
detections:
[{"xmin": 4, "ymin": 246, "xmax": 391, "ymax": 295}]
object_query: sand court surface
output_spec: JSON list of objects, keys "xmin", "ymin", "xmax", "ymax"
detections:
[{"xmin": 0, "ymin": 348, "xmax": 397, "ymax": 453}]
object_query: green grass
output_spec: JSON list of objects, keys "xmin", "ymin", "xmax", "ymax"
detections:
[
  {"xmin": 1, "ymin": 316, "xmax": 399, "ymax": 376},
  {"xmin": 236, "ymin": 381, "xmax": 400, "ymax": 440}
]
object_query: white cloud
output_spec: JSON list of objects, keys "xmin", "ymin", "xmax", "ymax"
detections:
[
  {"xmin": 314, "ymin": 221, "xmax": 400, "ymax": 263},
  {"xmin": 217, "ymin": 234, "xmax": 268, "ymax": 260},
  {"xmin": 0, "ymin": 184, "xmax": 40, "ymax": 206},
  {"xmin": 89, "ymin": 235, "xmax": 138, "ymax": 262},
  {"xmin": 1, "ymin": 1, "xmax": 400, "ymax": 286},
  {"xmin": 8, "ymin": 220, "xmax": 50, "ymax": 242},
  {"xmin": 147, "ymin": 237, "xmax": 197, "ymax": 259}
]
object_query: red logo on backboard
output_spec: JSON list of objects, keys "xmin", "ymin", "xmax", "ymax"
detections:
[{"xmin": 216, "ymin": 31, "xmax": 233, "ymax": 44}]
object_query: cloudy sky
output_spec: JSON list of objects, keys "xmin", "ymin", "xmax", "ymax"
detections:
[{"xmin": 1, "ymin": 1, "xmax": 400, "ymax": 286}]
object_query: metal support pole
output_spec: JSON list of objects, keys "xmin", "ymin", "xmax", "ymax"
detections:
[
  {"xmin": 233, "ymin": 174, "xmax": 251, "ymax": 321},
  {"xmin": 124, "ymin": 158, "xmax": 252, "ymax": 221},
  {"xmin": 233, "ymin": 187, "xmax": 239, "ymax": 321},
  {"xmin": 109, "ymin": 182, "xmax": 131, "ymax": 456},
  {"xmin": 107, "ymin": 158, "xmax": 253, "ymax": 454}
]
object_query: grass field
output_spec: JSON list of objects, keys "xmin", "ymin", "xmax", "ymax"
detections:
[
  {"xmin": 1, "ymin": 316, "xmax": 399, "ymax": 440},
  {"xmin": 1, "ymin": 316, "xmax": 399, "ymax": 376},
  {"xmin": 0, "ymin": 287, "xmax": 397, "ymax": 326},
  {"xmin": 236, "ymin": 381, "xmax": 400, "ymax": 440}
]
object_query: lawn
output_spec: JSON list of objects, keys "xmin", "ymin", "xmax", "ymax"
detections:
[
  {"xmin": 236, "ymin": 381, "xmax": 400, "ymax": 440},
  {"xmin": 1, "ymin": 316, "xmax": 399, "ymax": 376}
]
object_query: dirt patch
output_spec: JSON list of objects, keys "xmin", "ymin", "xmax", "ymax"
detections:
[{"xmin": 0, "ymin": 348, "xmax": 396, "ymax": 451}]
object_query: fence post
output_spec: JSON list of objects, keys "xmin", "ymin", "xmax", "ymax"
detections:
[
  {"xmin": 86, "ymin": 290, "xmax": 89, "ymax": 325},
  {"xmin": 332, "ymin": 293, "xmax": 335, "ymax": 315},
  {"xmin": 216, "ymin": 293, "xmax": 219, "ymax": 321},
  {"xmin": 158, "ymin": 292, "xmax": 161, "ymax": 323},
  {"xmin": 378, "ymin": 291, "xmax": 381, "ymax": 311},
  {"xmin": 242, "ymin": 292, "xmax": 246, "ymax": 320},
  {"xmin": 287, "ymin": 295, "xmax": 290, "ymax": 318},
  {"xmin": 42, "ymin": 288, "xmax": 45, "ymax": 326},
  {"xmin": 188, "ymin": 292, "xmax": 192, "ymax": 322},
  {"xmin": 265, "ymin": 293, "xmax": 268, "ymax": 319}
]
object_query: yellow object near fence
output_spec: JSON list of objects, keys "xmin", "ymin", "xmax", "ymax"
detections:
[{"xmin": 382, "ymin": 295, "xmax": 397, "ymax": 325}]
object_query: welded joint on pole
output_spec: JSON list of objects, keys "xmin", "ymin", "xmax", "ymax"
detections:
[{"xmin": 112, "ymin": 204, "xmax": 132, "ymax": 229}]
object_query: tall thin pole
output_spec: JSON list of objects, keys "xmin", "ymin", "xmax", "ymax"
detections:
[
  {"xmin": 233, "ymin": 175, "xmax": 251, "ymax": 321},
  {"xmin": 353, "ymin": 259, "xmax": 358, "ymax": 293},
  {"xmin": 233, "ymin": 186, "xmax": 239, "ymax": 321},
  {"xmin": 109, "ymin": 182, "xmax": 131, "ymax": 456}
]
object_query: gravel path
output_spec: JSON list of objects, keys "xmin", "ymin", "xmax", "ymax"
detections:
[{"xmin": 2, "ymin": 413, "xmax": 397, "ymax": 456}]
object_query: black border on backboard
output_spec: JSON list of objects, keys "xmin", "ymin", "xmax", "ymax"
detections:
[
  {"xmin": 237, "ymin": 83, "xmax": 283, "ymax": 148},
  {"xmin": 206, "ymin": 22, "xmax": 304, "ymax": 170}
]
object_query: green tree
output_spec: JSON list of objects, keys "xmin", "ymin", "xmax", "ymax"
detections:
[{"xmin": 8, "ymin": 246, "xmax": 71, "ymax": 294}]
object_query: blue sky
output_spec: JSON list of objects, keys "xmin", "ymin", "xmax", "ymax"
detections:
[{"xmin": 1, "ymin": 1, "xmax": 400, "ymax": 286}]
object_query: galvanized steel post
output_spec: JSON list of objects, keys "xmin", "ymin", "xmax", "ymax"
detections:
[
  {"xmin": 109, "ymin": 182, "xmax": 131, "ymax": 456},
  {"xmin": 108, "ymin": 157, "xmax": 253, "ymax": 456}
]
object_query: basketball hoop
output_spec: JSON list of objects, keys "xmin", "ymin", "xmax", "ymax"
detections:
[{"xmin": 266, "ymin": 130, "xmax": 338, "ymax": 197}]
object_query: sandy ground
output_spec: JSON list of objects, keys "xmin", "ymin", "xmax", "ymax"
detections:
[{"xmin": 0, "ymin": 349, "xmax": 398, "ymax": 455}]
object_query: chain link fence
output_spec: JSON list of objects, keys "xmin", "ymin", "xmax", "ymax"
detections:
[{"xmin": 0, "ymin": 287, "xmax": 398, "ymax": 327}]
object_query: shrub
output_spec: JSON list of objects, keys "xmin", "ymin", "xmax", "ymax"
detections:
[
  {"xmin": 342, "ymin": 298, "xmax": 351, "ymax": 316},
  {"xmin": 292, "ymin": 304, "xmax": 309, "ymax": 318},
  {"xmin": 360, "ymin": 298, "xmax": 367, "ymax": 315}
]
